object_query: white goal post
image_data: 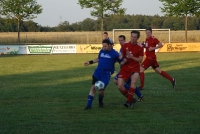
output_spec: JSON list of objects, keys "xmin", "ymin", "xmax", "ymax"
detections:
[{"xmin": 112, "ymin": 29, "xmax": 171, "ymax": 43}]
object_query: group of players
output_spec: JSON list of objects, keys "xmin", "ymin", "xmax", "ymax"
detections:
[{"xmin": 84, "ymin": 28, "xmax": 176, "ymax": 110}]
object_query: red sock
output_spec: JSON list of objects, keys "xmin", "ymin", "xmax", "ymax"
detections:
[
  {"xmin": 120, "ymin": 88, "xmax": 128, "ymax": 98},
  {"xmin": 140, "ymin": 72, "xmax": 145, "ymax": 88},
  {"xmin": 160, "ymin": 71, "xmax": 173, "ymax": 82},
  {"xmin": 127, "ymin": 88, "xmax": 135, "ymax": 103}
]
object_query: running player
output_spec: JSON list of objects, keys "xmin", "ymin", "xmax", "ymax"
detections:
[
  {"xmin": 114, "ymin": 35, "xmax": 143, "ymax": 102},
  {"xmin": 139, "ymin": 27, "xmax": 176, "ymax": 90},
  {"xmin": 84, "ymin": 39, "xmax": 120, "ymax": 110},
  {"xmin": 117, "ymin": 30, "xmax": 144, "ymax": 107}
]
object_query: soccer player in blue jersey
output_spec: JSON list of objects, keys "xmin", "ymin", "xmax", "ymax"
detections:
[
  {"xmin": 114, "ymin": 35, "xmax": 144, "ymax": 102},
  {"xmin": 84, "ymin": 39, "xmax": 120, "ymax": 110}
]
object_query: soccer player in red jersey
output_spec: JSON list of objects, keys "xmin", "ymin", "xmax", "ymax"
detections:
[
  {"xmin": 117, "ymin": 30, "xmax": 144, "ymax": 107},
  {"xmin": 139, "ymin": 27, "xmax": 176, "ymax": 90}
]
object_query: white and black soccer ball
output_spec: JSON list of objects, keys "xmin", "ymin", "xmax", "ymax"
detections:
[{"xmin": 95, "ymin": 81, "xmax": 105, "ymax": 90}]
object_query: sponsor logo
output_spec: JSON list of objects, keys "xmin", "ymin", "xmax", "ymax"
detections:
[
  {"xmin": 83, "ymin": 45, "xmax": 102, "ymax": 50},
  {"xmin": 91, "ymin": 46, "xmax": 102, "ymax": 50},
  {"xmin": 52, "ymin": 45, "xmax": 76, "ymax": 53},
  {"xmin": 28, "ymin": 46, "xmax": 52, "ymax": 53},
  {"xmin": 84, "ymin": 45, "xmax": 91, "ymax": 50},
  {"xmin": 167, "ymin": 44, "xmax": 187, "ymax": 51}
]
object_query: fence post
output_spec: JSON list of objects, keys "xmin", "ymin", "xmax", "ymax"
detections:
[
  {"xmin": 87, "ymin": 32, "xmax": 89, "ymax": 44},
  {"xmin": 26, "ymin": 35, "xmax": 27, "ymax": 44}
]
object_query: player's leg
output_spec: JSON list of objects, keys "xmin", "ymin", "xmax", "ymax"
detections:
[
  {"xmin": 125, "ymin": 72, "xmax": 139, "ymax": 107},
  {"xmin": 98, "ymin": 90, "xmax": 104, "ymax": 108},
  {"xmin": 139, "ymin": 58, "xmax": 152, "ymax": 90},
  {"xmin": 113, "ymin": 72, "xmax": 119, "ymax": 85},
  {"xmin": 154, "ymin": 65, "xmax": 176, "ymax": 88},
  {"xmin": 114, "ymin": 72, "xmax": 131, "ymax": 90},
  {"xmin": 84, "ymin": 75, "xmax": 98, "ymax": 110},
  {"xmin": 98, "ymin": 71, "xmax": 111, "ymax": 108},
  {"xmin": 117, "ymin": 78, "xmax": 128, "ymax": 98},
  {"xmin": 117, "ymin": 69, "xmax": 130, "ymax": 98},
  {"xmin": 126, "ymin": 76, "xmax": 143, "ymax": 101},
  {"xmin": 139, "ymin": 66, "xmax": 145, "ymax": 90},
  {"xmin": 135, "ymin": 86, "xmax": 144, "ymax": 102}
]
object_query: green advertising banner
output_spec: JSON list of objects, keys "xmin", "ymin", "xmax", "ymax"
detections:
[{"xmin": 28, "ymin": 45, "xmax": 52, "ymax": 54}]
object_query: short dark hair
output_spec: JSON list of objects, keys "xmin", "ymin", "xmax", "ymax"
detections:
[
  {"xmin": 104, "ymin": 32, "xmax": 108, "ymax": 35},
  {"xmin": 131, "ymin": 30, "xmax": 140, "ymax": 38},
  {"xmin": 102, "ymin": 39, "xmax": 111, "ymax": 45},
  {"xmin": 118, "ymin": 35, "xmax": 126, "ymax": 40},
  {"xmin": 146, "ymin": 27, "xmax": 152, "ymax": 33}
]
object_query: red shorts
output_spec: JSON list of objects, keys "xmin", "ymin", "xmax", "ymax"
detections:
[
  {"xmin": 141, "ymin": 57, "xmax": 159, "ymax": 69},
  {"xmin": 118, "ymin": 67, "xmax": 140, "ymax": 81}
]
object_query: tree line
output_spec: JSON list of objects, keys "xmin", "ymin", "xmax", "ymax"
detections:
[{"xmin": 0, "ymin": 15, "xmax": 200, "ymax": 32}]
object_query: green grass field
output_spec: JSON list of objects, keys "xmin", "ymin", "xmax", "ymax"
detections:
[{"xmin": 0, "ymin": 53, "xmax": 200, "ymax": 134}]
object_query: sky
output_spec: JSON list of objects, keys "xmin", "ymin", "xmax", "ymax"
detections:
[{"xmin": 33, "ymin": 0, "xmax": 164, "ymax": 27}]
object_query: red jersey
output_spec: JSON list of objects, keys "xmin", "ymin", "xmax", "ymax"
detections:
[
  {"xmin": 145, "ymin": 36, "xmax": 160, "ymax": 59},
  {"xmin": 121, "ymin": 41, "xmax": 144, "ymax": 70}
]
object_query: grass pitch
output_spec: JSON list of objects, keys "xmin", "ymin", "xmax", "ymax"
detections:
[{"xmin": 0, "ymin": 53, "xmax": 200, "ymax": 134}]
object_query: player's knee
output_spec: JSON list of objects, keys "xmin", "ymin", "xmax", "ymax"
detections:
[
  {"xmin": 140, "ymin": 66, "xmax": 145, "ymax": 72},
  {"xmin": 89, "ymin": 85, "xmax": 96, "ymax": 95},
  {"xmin": 155, "ymin": 68, "xmax": 161, "ymax": 74},
  {"xmin": 117, "ymin": 84, "xmax": 123, "ymax": 91},
  {"xmin": 130, "ymin": 82, "xmax": 136, "ymax": 87}
]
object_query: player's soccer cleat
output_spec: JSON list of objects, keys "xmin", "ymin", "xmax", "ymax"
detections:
[
  {"xmin": 99, "ymin": 102, "xmax": 104, "ymax": 108},
  {"xmin": 84, "ymin": 106, "xmax": 91, "ymax": 110},
  {"xmin": 138, "ymin": 87, "xmax": 144, "ymax": 90},
  {"xmin": 124, "ymin": 98, "xmax": 137, "ymax": 108},
  {"xmin": 172, "ymin": 78, "xmax": 176, "ymax": 89},
  {"xmin": 137, "ymin": 95, "xmax": 144, "ymax": 102},
  {"xmin": 124, "ymin": 101, "xmax": 133, "ymax": 108}
]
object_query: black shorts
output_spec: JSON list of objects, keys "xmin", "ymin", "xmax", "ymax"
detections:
[{"xmin": 92, "ymin": 75, "xmax": 98, "ymax": 85}]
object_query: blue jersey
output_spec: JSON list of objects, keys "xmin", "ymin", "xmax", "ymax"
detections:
[{"xmin": 97, "ymin": 48, "xmax": 120, "ymax": 74}]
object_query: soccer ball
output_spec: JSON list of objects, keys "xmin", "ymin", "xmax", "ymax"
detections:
[{"xmin": 95, "ymin": 81, "xmax": 105, "ymax": 90}]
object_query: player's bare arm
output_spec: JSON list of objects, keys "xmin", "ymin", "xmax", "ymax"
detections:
[
  {"xmin": 149, "ymin": 42, "xmax": 163, "ymax": 51},
  {"xmin": 120, "ymin": 58, "xmax": 127, "ymax": 65},
  {"xmin": 125, "ymin": 49, "xmax": 143, "ymax": 63},
  {"xmin": 84, "ymin": 58, "xmax": 99, "ymax": 66},
  {"xmin": 131, "ymin": 56, "xmax": 143, "ymax": 63}
]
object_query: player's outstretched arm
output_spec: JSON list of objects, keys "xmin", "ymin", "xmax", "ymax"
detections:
[{"xmin": 84, "ymin": 58, "xmax": 99, "ymax": 66}]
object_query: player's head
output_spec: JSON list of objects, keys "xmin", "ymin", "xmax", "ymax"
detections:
[
  {"xmin": 102, "ymin": 39, "xmax": 112, "ymax": 51},
  {"xmin": 146, "ymin": 27, "xmax": 152, "ymax": 38},
  {"xmin": 131, "ymin": 30, "xmax": 140, "ymax": 43},
  {"xmin": 103, "ymin": 32, "xmax": 108, "ymax": 39},
  {"xmin": 118, "ymin": 35, "xmax": 126, "ymax": 46}
]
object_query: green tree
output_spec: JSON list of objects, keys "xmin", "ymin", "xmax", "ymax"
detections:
[
  {"xmin": 22, "ymin": 20, "xmax": 40, "ymax": 32},
  {"xmin": 159, "ymin": 0, "xmax": 200, "ymax": 42},
  {"xmin": 56, "ymin": 21, "xmax": 70, "ymax": 32},
  {"xmin": 81, "ymin": 18, "xmax": 95, "ymax": 31},
  {"xmin": 151, "ymin": 15, "xmax": 163, "ymax": 28},
  {"xmin": 78, "ymin": 0, "xmax": 126, "ymax": 38},
  {"xmin": 0, "ymin": 0, "xmax": 42, "ymax": 44}
]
